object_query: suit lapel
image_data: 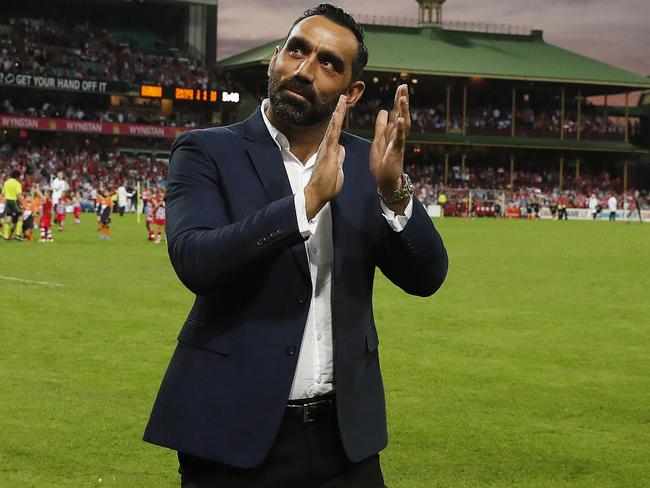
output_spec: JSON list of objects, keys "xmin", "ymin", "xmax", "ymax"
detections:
[
  {"xmin": 244, "ymin": 141, "xmax": 292, "ymax": 203},
  {"xmin": 240, "ymin": 108, "xmax": 310, "ymax": 284},
  {"xmin": 240, "ymin": 108, "xmax": 292, "ymax": 202}
]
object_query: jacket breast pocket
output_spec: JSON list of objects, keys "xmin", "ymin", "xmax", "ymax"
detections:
[
  {"xmin": 177, "ymin": 319, "xmax": 236, "ymax": 356},
  {"xmin": 366, "ymin": 324, "xmax": 379, "ymax": 353}
]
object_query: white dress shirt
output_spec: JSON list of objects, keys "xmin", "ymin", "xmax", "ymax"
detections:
[{"xmin": 260, "ymin": 99, "xmax": 412, "ymax": 400}]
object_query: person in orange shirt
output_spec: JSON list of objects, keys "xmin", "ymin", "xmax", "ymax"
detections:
[
  {"xmin": 99, "ymin": 190, "xmax": 112, "ymax": 240},
  {"xmin": 32, "ymin": 193, "xmax": 42, "ymax": 231}
]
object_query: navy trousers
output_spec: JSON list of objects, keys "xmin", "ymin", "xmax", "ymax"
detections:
[{"xmin": 178, "ymin": 400, "xmax": 386, "ymax": 488}]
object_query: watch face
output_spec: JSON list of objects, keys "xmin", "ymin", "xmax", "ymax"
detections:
[{"xmin": 380, "ymin": 174, "xmax": 414, "ymax": 204}]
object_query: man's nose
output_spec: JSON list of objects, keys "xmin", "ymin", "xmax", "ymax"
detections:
[{"xmin": 294, "ymin": 55, "xmax": 317, "ymax": 82}]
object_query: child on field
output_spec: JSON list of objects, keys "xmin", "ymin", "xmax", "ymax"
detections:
[
  {"xmin": 56, "ymin": 192, "xmax": 67, "ymax": 231},
  {"xmin": 153, "ymin": 191, "xmax": 166, "ymax": 244},
  {"xmin": 73, "ymin": 192, "xmax": 82, "ymax": 224},
  {"xmin": 99, "ymin": 190, "xmax": 112, "ymax": 240},
  {"xmin": 40, "ymin": 190, "xmax": 54, "ymax": 242}
]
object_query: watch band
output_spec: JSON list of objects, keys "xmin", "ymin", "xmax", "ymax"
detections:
[{"xmin": 377, "ymin": 173, "xmax": 414, "ymax": 205}]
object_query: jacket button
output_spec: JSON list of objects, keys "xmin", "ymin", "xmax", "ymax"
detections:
[
  {"xmin": 256, "ymin": 238, "xmax": 263, "ymax": 246},
  {"xmin": 270, "ymin": 231, "xmax": 277, "ymax": 238},
  {"xmin": 296, "ymin": 296, "xmax": 305, "ymax": 304},
  {"xmin": 277, "ymin": 228, "xmax": 284, "ymax": 235},
  {"xmin": 285, "ymin": 345, "xmax": 297, "ymax": 355},
  {"xmin": 263, "ymin": 236, "xmax": 270, "ymax": 242}
]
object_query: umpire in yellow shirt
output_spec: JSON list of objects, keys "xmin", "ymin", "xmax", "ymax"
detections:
[{"xmin": 2, "ymin": 170, "xmax": 23, "ymax": 240}]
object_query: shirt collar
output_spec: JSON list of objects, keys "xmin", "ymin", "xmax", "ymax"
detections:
[{"xmin": 261, "ymin": 98, "xmax": 290, "ymax": 152}]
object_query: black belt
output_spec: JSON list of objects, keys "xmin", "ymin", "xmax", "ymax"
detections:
[{"xmin": 285, "ymin": 396, "xmax": 335, "ymax": 423}]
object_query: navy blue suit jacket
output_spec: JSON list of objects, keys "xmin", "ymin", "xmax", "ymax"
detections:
[{"xmin": 143, "ymin": 108, "xmax": 448, "ymax": 468}]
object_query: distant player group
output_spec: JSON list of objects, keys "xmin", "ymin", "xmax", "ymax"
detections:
[
  {"xmin": 1, "ymin": 169, "xmax": 166, "ymax": 243},
  {"xmin": 142, "ymin": 187, "xmax": 167, "ymax": 243}
]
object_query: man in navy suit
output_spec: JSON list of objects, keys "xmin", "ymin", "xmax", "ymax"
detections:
[{"xmin": 144, "ymin": 4, "xmax": 448, "ymax": 487}]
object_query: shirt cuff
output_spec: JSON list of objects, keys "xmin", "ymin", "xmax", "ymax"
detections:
[
  {"xmin": 295, "ymin": 190, "xmax": 318, "ymax": 238},
  {"xmin": 380, "ymin": 196, "xmax": 413, "ymax": 232}
]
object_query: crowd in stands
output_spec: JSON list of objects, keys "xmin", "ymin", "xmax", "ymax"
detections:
[
  {"xmin": 349, "ymin": 93, "xmax": 640, "ymax": 139},
  {"xmin": 8, "ymin": 93, "xmax": 631, "ymax": 136},
  {"xmin": 1, "ymin": 15, "xmax": 212, "ymax": 89},
  {"xmin": 1, "ymin": 98, "xmax": 210, "ymax": 128},
  {"xmin": 0, "ymin": 143, "xmax": 167, "ymax": 212},
  {"xmin": 1, "ymin": 140, "xmax": 646, "ymax": 224},
  {"xmin": 405, "ymin": 161, "xmax": 649, "ymax": 217}
]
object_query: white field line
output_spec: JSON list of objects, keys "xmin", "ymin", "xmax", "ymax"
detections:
[{"xmin": 0, "ymin": 275, "xmax": 65, "ymax": 288}]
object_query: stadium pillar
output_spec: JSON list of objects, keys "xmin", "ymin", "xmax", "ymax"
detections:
[
  {"xmin": 509, "ymin": 155, "xmax": 515, "ymax": 187},
  {"xmin": 511, "ymin": 87, "xmax": 516, "ymax": 137},
  {"xmin": 559, "ymin": 157, "xmax": 564, "ymax": 188},
  {"xmin": 462, "ymin": 83, "xmax": 467, "ymax": 135},
  {"xmin": 444, "ymin": 153, "xmax": 449, "ymax": 185},
  {"xmin": 560, "ymin": 87, "xmax": 564, "ymax": 140},
  {"xmin": 445, "ymin": 83, "xmax": 451, "ymax": 134},
  {"xmin": 624, "ymin": 162, "xmax": 628, "ymax": 192},
  {"xmin": 161, "ymin": 99, "xmax": 173, "ymax": 119},
  {"xmin": 577, "ymin": 90, "xmax": 582, "ymax": 140},
  {"xmin": 136, "ymin": 182, "xmax": 141, "ymax": 223},
  {"xmin": 576, "ymin": 158, "xmax": 581, "ymax": 179},
  {"xmin": 624, "ymin": 92, "xmax": 630, "ymax": 142}
]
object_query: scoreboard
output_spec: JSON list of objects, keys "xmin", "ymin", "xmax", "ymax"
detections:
[
  {"xmin": 173, "ymin": 87, "xmax": 217, "ymax": 102},
  {"xmin": 139, "ymin": 85, "xmax": 239, "ymax": 104}
]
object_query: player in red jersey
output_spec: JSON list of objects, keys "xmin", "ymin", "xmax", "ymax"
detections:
[
  {"xmin": 73, "ymin": 192, "xmax": 81, "ymax": 224},
  {"xmin": 153, "ymin": 190, "xmax": 166, "ymax": 244},
  {"xmin": 39, "ymin": 190, "xmax": 54, "ymax": 242}
]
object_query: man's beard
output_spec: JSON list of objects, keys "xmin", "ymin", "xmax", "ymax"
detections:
[{"xmin": 267, "ymin": 74, "xmax": 342, "ymax": 126}]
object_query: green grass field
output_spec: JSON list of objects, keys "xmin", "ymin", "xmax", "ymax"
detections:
[{"xmin": 1, "ymin": 215, "xmax": 649, "ymax": 487}]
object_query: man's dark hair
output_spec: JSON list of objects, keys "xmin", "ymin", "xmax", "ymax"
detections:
[
  {"xmin": 289, "ymin": 3, "xmax": 368, "ymax": 82},
  {"xmin": 10, "ymin": 169, "xmax": 21, "ymax": 179}
]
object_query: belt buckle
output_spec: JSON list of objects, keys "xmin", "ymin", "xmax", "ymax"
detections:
[{"xmin": 303, "ymin": 404, "xmax": 316, "ymax": 423}]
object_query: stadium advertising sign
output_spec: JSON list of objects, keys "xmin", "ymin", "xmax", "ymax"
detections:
[
  {"xmin": 0, "ymin": 72, "xmax": 128, "ymax": 94},
  {"xmin": 535, "ymin": 207, "xmax": 650, "ymax": 221},
  {"xmin": 0, "ymin": 115, "xmax": 189, "ymax": 139},
  {"xmin": 140, "ymin": 84, "xmax": 164, "ymax": 98}
]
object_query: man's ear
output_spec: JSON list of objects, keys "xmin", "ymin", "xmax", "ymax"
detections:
[
  {"xmin": 345, "ymin": 81, "xmax": 366, "ymax": 107},
  {"xmin": 268, "ymin": 46, "xmax": 280, "ymax": 77}
]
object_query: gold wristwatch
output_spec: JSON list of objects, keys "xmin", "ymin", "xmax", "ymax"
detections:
[{"xmin": 377, "ymin": 173, "xmax": 414, "ymax": 204}]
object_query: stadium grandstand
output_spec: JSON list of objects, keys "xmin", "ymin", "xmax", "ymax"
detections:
[
  {"xmin": 0, "ymin": 0, "xmax": 248, "ymax": 227},
  {"xmin": 0, "ymin": 0, "xmax": 238, "ymax": 184},
  {"xmin": 1, "ymin": 0, "xmax": 649, "ymax": 224},
  {"xmin": 216, "ymin": 0, "xmax": 650, "ymax": 220}
]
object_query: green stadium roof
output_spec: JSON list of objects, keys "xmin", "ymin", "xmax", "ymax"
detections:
[
  {"xmin": 218, "ymin": 24, "xmax": 650, "ymax": 90},
  {"xmin": 349, "ymin": 130, "xmax": 649, "ymax": 154}
]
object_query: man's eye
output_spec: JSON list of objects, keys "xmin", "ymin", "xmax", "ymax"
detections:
[
  {"xmin": 322, "ymin": 61, "xmax": 333, "ymax": 70},
  {"xmin": 289, "ymin": 47, "xmax": 303, "ymax": 56}
]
